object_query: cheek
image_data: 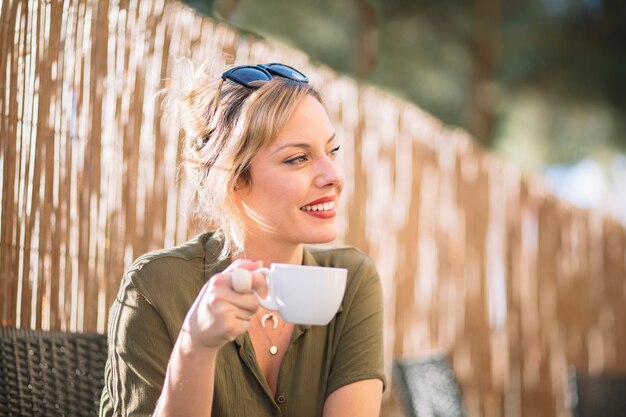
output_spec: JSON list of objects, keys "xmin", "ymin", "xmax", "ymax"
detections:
[
  {"xmin": 247, "ymin": 165, "xmax": 307, "ymax": 211},
  {"xmin": 259, "ymin": 171, "xmax": 301, "ymax": 195},
  {"xmin": 337, "ymin": 166, "xmax": 346, "ymax": 190},
  {"xmin": 251, "ymin": 177, "xmax": 297, "ymax": 209}
]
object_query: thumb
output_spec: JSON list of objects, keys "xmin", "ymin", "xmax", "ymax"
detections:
[{"xmin": 251, "ymin": 269, "xmax": 268, "ymax": 295}]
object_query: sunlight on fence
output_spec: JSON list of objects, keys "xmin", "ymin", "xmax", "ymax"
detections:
[{"xmin": 1, "ymin": 1, "xmax": 625, "ymax": 416}]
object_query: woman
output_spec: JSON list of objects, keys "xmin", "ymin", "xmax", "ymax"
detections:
[{"xmin": 99, "ymin": 62, "xmax": 385, "ymax": 417}]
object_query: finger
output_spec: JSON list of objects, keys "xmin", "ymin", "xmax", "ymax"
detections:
[
  {"xmin": 209, "ymin": 307, "xmax": 253, "ymax": 341},
  {"xmin": 231, "ymin": 268, "xmax": 252, "ymax": 293},
  {"xmin": 213, "ymin": 272, "xmax": 256, "ymax": 300},
  {"xmin": 224, "ymin": 259, "xmax": 262, "ymax": 274},
  {"xmin": 210, "ymin": 296, "xmax": 257, "ymax": 322},
  {"xmin": 250, "ymin": 271, "xmax": 268, "ymax": 296},
  {"xmin": 210, "ymin": 274, "xmax": 261, "ymax": 312},
  {"xmin": 228, "ymin": 291, "xmax": 261, "ymax": 313}
]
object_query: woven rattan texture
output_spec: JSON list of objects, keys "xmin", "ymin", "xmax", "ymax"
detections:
[
  {"xmin": 0, "ymin": 327, "xmax": 108, "ymax": 417},
  {"xmin": 394, "ymin": 354, "xmax": 467, "ymax": 417}
]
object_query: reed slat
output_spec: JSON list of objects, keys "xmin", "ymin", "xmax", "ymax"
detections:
[{"xmin": 1, "ymin": 2, "xmax": 625, "ymax": 416}]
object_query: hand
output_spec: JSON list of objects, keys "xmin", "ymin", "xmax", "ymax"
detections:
[{"xmin": 180, "ymin": 259, "xmax": 266, "ymax": 351}]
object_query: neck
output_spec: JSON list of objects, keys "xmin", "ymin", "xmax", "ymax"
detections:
[{"xmin": 236, "ymin": 237, "xmax": 304, "ymax": 266}]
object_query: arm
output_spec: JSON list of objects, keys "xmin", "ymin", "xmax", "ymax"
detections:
[
  {"xmin": 152, "ymin": 328, "xmax": 219, "ymax": 416},
  {"xmin": 101, "ymin": 257, "xmax": 264, "ymax": 417},
  {"xmin": 322, "ymin": 256, "xmax": 386, "ymax": 416},
  {"xmin": 153, "ymin": 260, "xmax": 265, "ymax": 417},
  {"xmin": 100, "ymin": 270, "xmax": 174, "ymax": 417},
  {"xmin": 322, "ymin": 379, "xmax": 383, "ymax": 417}
]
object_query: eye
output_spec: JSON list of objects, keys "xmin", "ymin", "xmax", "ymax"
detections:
[
  {"xmin": 284, "ymin": 154, "xmax": 309, "ymax": 165},
  {"xmin": 328, "ymin": 145, "xmax": 341, "ymax": 157}
]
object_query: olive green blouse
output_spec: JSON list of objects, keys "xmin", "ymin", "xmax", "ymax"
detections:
[{"xmin": 99, "ymin": 233, "xmax": 385, "ymax": 417}]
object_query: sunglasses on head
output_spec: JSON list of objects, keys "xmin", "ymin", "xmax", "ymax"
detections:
[
  {"xmin": 202, "ymin": 63, "xmax": 309, "ymax": 145},
  {"xmin": 221, "ymin": 63, "xmax": 309, "ymax": 89}
]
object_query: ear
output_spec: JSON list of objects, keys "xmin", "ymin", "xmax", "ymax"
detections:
[
  {"xmin": 233, "ymin": 169, "xmax": 251, "ymax": 194},
  {"xmin": 232, "ymin": 184, "xmax": 241, "ymax": 202},
  {"xmin": 233, "ymin": 178, "xmax": 247, "ymax": 201}
]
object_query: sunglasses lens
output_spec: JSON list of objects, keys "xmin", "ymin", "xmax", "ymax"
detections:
[
  {"xmin": 222, "ymin": 63, "xmax": 308, "ymax": 89},
  {"xmin": 226, "ymin": 66, "xmax": 271, "ymax": 88},
  {"xmin": 263, "ymin": 63, "xmax": 309, "ymax": 83}
]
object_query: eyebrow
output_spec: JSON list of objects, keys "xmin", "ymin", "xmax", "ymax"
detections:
[{"xmin": 271, "ymin": 132, "xmax": 337, "ymax": 155}]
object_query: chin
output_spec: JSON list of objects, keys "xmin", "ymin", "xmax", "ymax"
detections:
[{"xmin": 303, "ymin": 230, "xmax": 337, "ymax": 244}]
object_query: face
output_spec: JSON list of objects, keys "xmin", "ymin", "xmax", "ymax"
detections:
[{"xmin": 236, "ymin": 95, "xmax": 344, "ymax": 248}]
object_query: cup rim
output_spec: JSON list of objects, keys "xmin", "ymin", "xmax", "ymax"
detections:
[{"xmin": 270, "ymin": 263, "xmax": 347, "ymax": 273}]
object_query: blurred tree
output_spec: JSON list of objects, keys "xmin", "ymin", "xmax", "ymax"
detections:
[
  {"xmin": 352, "ymin": 0, "xmax": 378, "ymax": 77},
  {"xmin": 182, "ymin": 0, "xmax": 626, "ymax": 164},
  {"xmin": 469, "ymin": 0, "xmax": 501, "ymax": 146}
]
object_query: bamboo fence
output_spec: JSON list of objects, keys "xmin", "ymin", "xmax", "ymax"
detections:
[{"xmin": 1, "ymin": 1, "xmax": 625, "ymax": 416}]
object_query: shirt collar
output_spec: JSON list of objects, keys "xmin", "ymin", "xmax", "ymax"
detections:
[{"xmin": 202, "ymin": 232, "xmax": 231, "ymax": 282}]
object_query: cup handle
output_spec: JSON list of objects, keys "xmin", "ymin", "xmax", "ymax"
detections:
[{"xmin": 253, "ymin": 267, "xmax": 278, "ymax": 311}]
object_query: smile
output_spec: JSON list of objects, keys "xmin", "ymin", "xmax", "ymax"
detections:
[{"xmin": 300, "ymin": 201, "xmax": 335, "ymax": 212}]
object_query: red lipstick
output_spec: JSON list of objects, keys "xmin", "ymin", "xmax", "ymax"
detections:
[
  {"xmin": 302, "ymin": 196, "xmax": 335, "ymax": 206},
  {"xmin": 300, "ymin": 196, "xmax": 337, "ymax": 219}
]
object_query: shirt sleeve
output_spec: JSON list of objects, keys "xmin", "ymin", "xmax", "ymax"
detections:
[
  {"xmin": 99, "ymin": 269, "xmax": 172, "ymax": 417},
  {"xmin": 325, "ymin": 255, "xmax": 387, "ymax": 397}
]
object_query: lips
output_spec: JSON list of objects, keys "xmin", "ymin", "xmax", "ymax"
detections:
[
  {"xmin": 301, "ymin": 200, "xmax": 335, "ymax": 212},
  {"xmin": 300, "ymin": 196, "xmax": 336, "ymax": 219}
]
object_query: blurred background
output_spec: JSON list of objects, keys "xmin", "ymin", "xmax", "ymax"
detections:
[
  {"xmin": 184, "ymin": 0, "xmax": 626, "ymax": 223},
  {"xmin": 2, "ymin": 1, "xmax": 625, "ymax": 415}
]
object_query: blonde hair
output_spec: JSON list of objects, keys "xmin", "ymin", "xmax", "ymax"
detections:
[{"xmin": 162, "ymin": 60, "xmax": 322, "ymax": 260}]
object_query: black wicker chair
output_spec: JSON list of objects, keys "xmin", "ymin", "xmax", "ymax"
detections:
[
  {"xmin": 393, "ymin": 353, "xmax": 467, "ymax": 417},
  {"xmin": 0, "ymin": 326, "xmax": 108, "ymax": 417},
  {"xmin": 566, "ymin": 367, "xmax": 626, "ymax": 417}
]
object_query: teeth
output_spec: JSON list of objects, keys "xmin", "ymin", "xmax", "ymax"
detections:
[{"xmin": 301, "ymin": 201, "xmax": 335, "ymax": 212}]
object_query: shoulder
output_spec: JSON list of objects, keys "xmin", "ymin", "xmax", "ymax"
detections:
[
  {"xmin": 129, "ymin": 233, "xmax": 208, "ymax": 274},
  {"xmin": 110, "ymin": 233, "xmax": 219, "ymax": 345},
  {"xmin": 305, "ymin": 245, "xmax": 378, "ymax": 279},
  {"xmin": 122, "ymin": 233, "xmax": 213, "ymax": 302}
]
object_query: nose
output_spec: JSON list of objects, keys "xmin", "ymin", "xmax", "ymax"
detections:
[{"xmin": 314, "ymin": 155, "xmax": 344, "ymax": 190}]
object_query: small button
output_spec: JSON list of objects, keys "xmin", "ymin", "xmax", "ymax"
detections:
[{"xmin": 277, "ymin": 395, "xmax": 286, "ymax": 404}]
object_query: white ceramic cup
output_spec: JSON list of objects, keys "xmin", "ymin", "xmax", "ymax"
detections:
[{"xmin": 254, "ymin": 264, "xmax": 347, "ymax": 325}]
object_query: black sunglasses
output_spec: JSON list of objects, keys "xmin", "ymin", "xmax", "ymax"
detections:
[
  {"xmin": 221, "ymin": 63, "xmax": 309, "ymax": 89},
  {"xmin": 204, "ymin": 63, "xmax": 310, "ymax": 142}
]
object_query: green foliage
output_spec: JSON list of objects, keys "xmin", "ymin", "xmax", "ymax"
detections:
[{"xmin": 181, "ymin": 0, "xmax": 626, "ymax": 168}]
